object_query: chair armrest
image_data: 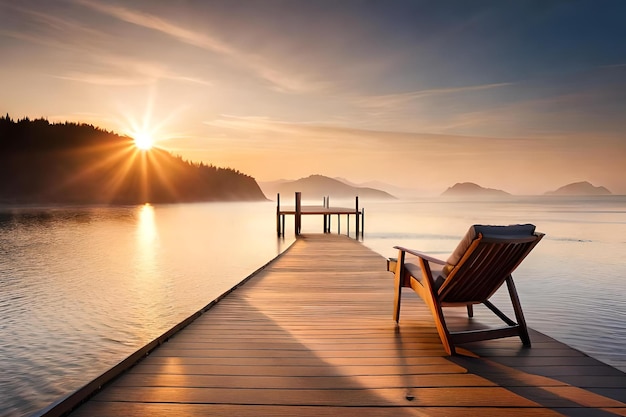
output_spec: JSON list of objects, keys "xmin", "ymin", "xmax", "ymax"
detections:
[{"xmin": 393, "ymin": 246, "xmax": 446, "ymax": 265}]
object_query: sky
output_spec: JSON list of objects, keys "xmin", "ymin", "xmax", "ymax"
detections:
[{"xmin": 1, "ymin": 0, "xmax": 625, "ymax": 195}]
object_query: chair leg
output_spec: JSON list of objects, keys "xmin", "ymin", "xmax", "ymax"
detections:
[
  {"xmin": 506, "ymin": 275, "xmax": 531, "ymax": 346},
  {"xmin": 428, "ymin": 296, "xmax": 455, "ymax": 355},
  {"xmin": 416, "ymin": 258, "xmax": 455, "ymax": 355},
  {"xmin": 393, "ymin": 250, "xmax": 405, "ymax": 323},
  {"xmin": 466, "ymin": 304, "xmax": 474, "ymax": 317},
  {"xmin": 483, "ymin": 300, "xmax": 517, "ymax": 326}
]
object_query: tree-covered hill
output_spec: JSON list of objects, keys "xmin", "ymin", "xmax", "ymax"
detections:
[{"xmin": 0, "ymin": 116, "xmax": 267, "ymax": 204}]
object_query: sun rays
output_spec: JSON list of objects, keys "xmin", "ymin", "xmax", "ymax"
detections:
[
  {"xmin": 45, "ymin": 135, "xmax": 184, "ymax": 204},
  {"xmin": 39, "ymin": 88, "xmax": 197, "ymax": 204}
]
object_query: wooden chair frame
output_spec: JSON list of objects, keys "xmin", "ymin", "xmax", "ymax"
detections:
[{"xmin": 390, "ymin": 232, "xmax": 544, "ymax": 355}]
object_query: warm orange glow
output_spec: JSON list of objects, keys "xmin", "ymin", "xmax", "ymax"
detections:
[
  {"xmin": 133, "ymin": 131, "xmax": 155, "ymax": 150},
  {"xmin": 49, "ymin": 136, "xmax": 181, "ymax": 204}
]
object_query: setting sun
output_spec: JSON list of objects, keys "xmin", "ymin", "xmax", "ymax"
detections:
[{"xmin": 133, "ymin": 132, "xmax": 154, "ymax": 150}]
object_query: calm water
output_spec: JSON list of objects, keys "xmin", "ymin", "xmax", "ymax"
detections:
[
  {"xmin": 0, "ymin": 202, "xmax": 295, "ymax": 417},
  {"xmin": 360, "ymin": 196, "xmax": 626, "ymax": 374},
  {"xmin": 1, "ymin": 197, "xmax": 625, "ymax": 416}
]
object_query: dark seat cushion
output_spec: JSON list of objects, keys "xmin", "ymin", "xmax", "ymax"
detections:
[
  {"xmin": 443, "ymin": 224, "xmax": 536, "ymax": 276},
  {"xmin": 405, "ymin": 262, "xmax": 446, "ymax": 291}
]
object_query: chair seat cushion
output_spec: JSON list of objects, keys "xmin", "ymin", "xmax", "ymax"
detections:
[
  {"xmin": 405, "ymin": 262, "xmax": 446, "ymax": 291},
  {"xmin": 444, "ymin": 224, "xmax": 536, "ymax": 277},
  {"xmin": 474, "ymin": 224, "xmax": 536, "ymax": 239}
]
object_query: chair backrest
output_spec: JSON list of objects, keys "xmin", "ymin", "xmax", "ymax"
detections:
[{"xmin": 437, "ymin": 228, "xmax": 544, "ymax": 304}]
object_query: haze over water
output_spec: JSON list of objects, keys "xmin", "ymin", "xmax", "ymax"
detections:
[{"xmin": 1, "ymin": 197, "xmax": 625, "ymax": 416}]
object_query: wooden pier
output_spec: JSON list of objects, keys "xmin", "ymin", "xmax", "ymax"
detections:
[
  {"xmin": 48, "ymin": 234, "xmax": 626, "ymax": 417},
  {"xmin": 276, "ymin": 192, "xmax": 364, "ymax": 237}
]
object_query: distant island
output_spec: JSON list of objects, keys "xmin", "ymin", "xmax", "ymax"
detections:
[
  {"xmin": 0, "ymin": 116, "xmax": 266, "ymax": 204},
  {"xmin": 545, "ymin": 181, "xmax": 612, "ymax": 196},
  {"xmin": 441, "ymin": 182, "xmax": 511, "ymax": 198},
  {"xmin": 259, "ymin": 175, "xmax": 396, "ymax": 201}
]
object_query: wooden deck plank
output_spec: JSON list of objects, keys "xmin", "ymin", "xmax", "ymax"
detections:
[
  {"xmin": 71, "ymin": 403, "xmax": 566, "ymax": 417},
  {"xmin": 160, "ymin": 341, "xmax": 449, "ymax": 350},
  {"xmin": 145, "ymin": 349, "xmax": 449, "ymax": 359},
  {"xmin": 112, "ymin": 373, "xmax": 498, "ymax": 389},
  {"xmin": 63, "ymin": 234, "xmax": 626, "ymax": 417},
  {"xmin": 91, "ymin": 386, "xmax": 541, "ymax": 407},
  {"xmin": 138, "ymin": 355, "xmax": 453, "ymax": 366},
  {"xmin": 122, "ymin": 363, "xmax": 467, "ymax": 377}
]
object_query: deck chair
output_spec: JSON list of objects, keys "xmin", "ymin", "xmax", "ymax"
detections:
[{"xmin": 388, "ymin": 224, "xmax": 544, "ymax": 355}]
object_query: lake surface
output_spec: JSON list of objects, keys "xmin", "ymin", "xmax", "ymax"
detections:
[
  {"xmin": 359, "ymin": 196, "xmax": 626, "ymax": 375},
  {"xmin": 0, "ymin": 202, "xmax": 295, "ymax": 417},
  {"xmin": 1, "ymin": 197, "xmax": 625, "ymax": 416}
]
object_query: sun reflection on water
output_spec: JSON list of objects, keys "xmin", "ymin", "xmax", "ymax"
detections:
[
  {"xmin": 135, "ymin": 203, "xmax": 161, "ymax": 283},
  {"xmin": 137, "ymin": 203, "xmax": 158, "ymax": 245},
  {"xmin": 132, "ymin": 203, "xmax": 170, "ymax": 342}
]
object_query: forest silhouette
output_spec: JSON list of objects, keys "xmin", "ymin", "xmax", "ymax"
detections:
[{"xmin": 0, "ymin": 115, "xmax": 267, "ymax": 204}]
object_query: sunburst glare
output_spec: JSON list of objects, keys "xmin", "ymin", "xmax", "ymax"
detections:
[
  {"xmin": 133, "ymin": 131, "xmax": 155, "ymax": 150},
  {"xmin": 58, "ymin": 88, "xmax": 193, "ymax": 203},
  {"xmin": 116, "ymin": 86, "xmax": 187, "ymax": 154}
]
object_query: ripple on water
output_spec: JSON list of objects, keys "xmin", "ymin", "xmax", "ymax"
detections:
[{"xmin": 0, "ymin": 203, "xmax": 295, "ymax": 416}]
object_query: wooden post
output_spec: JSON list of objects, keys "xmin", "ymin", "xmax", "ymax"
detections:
[
  {"xmin": 327, "ymin": 210, "xmax": 331, "ymax": 232},
  {"xmin": 322, "ymin": 196, "xmax": 327, "ymax": 233},
  {"xmin": 295, "ymin": 192, "xmax": 301, "ymax": 236},
  {"xmin": 393, "ymin": 248, "xmax": 405, "ymax": 322},
  {"xmin": 326, "ymin": 196, "xmax": 330, "ymax": 232},
  {"xmin": 361, "ymin": 207, "xmax": 365, "ymax": 239},
  {"xmin": 276, "ymin": 193, "xmax": 281, "ymax": 236},
  {"xmin": 355, "ymin": 196, "xmax": 360, "ymax": 238}
]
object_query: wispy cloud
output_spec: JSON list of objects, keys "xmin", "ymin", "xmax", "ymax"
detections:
[
  {"xmin": 55, "ymin": 72, "xmax": 153, "ymax": 86},
  {"xmin": 74, "ymin": 0, "xmax": 233, "ymax": 54},
  {"xmin": 352, "ymin": 82, "xmax": 512, "ymax": 109},
  {"xmin": 437, "ymin": 77, "xmax": 626, "ymax": 138},
  {"xmin": 203, "ymin": 115, "xmax": 351, "ymax": 150},
  {"xmin": 600, "ymin": 63, "xmax": 626, "ymax": 69},
  {"xmin": 2, "ymin": 4, "xmax": 214, "ymax": 88},
  {"xmin": 201, "ymin": 114, "xmax": 530, "ymax": 154},
  {"xmin": 6, "ymin": 4, "xmax": 107, "ymax": 41},
  {"xmin": 57, "ymin": 54, "xmax": 214, "ymax": 87},
  {"xmin": 0, "ymin": 4, "xmax": 106, "ymax": 52},
  {"xmin": 204, "ymin": 115, "xmax": 394, "ymax": 144},
  {"xmin": 73, "ymin": 0, "xmax": 329, "ymax": 93}
]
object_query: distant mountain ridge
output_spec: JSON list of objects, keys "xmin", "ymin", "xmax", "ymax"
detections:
[
  {"xmin": 439, "ymin": 181, "xmax": 614, "ymax": 198},
  {"xmin": 259, "ymin": 175, "xmax": 396, "ymax": 201},
  {"xmin": 441, "ymin": 182, "xmax": 511, "ymax": 198},
  {"xmin": 545, "ymin": 181, "xmax": 612, "ymax": 196},
  {"xmin": 334, "ymin": 177, "xmax": 424, "ymax": 199}
]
